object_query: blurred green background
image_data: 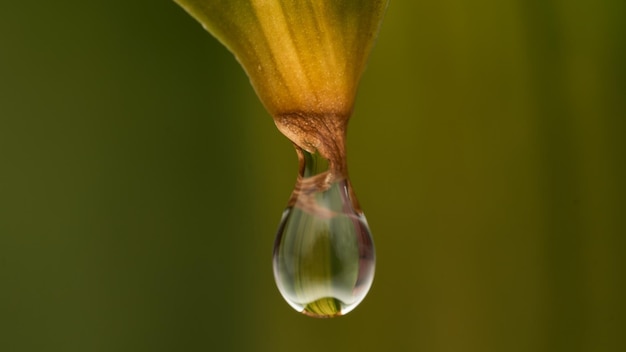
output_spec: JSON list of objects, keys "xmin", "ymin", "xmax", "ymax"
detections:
[{"xmin": 1, "ymin": 1, "xmax": 625, "ymax": 351}]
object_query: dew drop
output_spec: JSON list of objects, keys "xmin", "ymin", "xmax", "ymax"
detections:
[{"xmin": 273, "ymin": 145, "xmax": 375, "ymax": 318}]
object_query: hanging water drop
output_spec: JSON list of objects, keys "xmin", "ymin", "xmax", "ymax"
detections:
[{"xmin": 272, "ymin": 114, "xmax": 375, "ymax": 318}]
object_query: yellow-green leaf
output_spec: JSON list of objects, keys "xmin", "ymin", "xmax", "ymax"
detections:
[{"xmin": 175, "ymin": 0, "xmax": 389, "ymax": 118}]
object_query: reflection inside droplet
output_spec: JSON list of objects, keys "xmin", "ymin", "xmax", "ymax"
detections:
[{"xmin": 273, "ymin": 148, "xmax": 375, "ymax": 318}]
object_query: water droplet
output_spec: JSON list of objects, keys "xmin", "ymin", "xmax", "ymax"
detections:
[{"xmin": 273, "ymin": 147, "xmax": 375, "ymax": 318}]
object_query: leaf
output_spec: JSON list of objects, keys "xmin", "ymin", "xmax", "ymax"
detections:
[{"xmin": 175, "ymin": 0, "xmax": 389, "ymax": 117}]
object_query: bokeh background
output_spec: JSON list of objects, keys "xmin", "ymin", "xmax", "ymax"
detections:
[{"xmin": 1, "ymin": 1, "xmax": 625, "ymax": 351}]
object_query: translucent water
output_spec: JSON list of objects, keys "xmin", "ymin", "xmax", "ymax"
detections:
[{"xmin": 273, "ymin": 149, "xmax": 375, "ymax": 318}]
